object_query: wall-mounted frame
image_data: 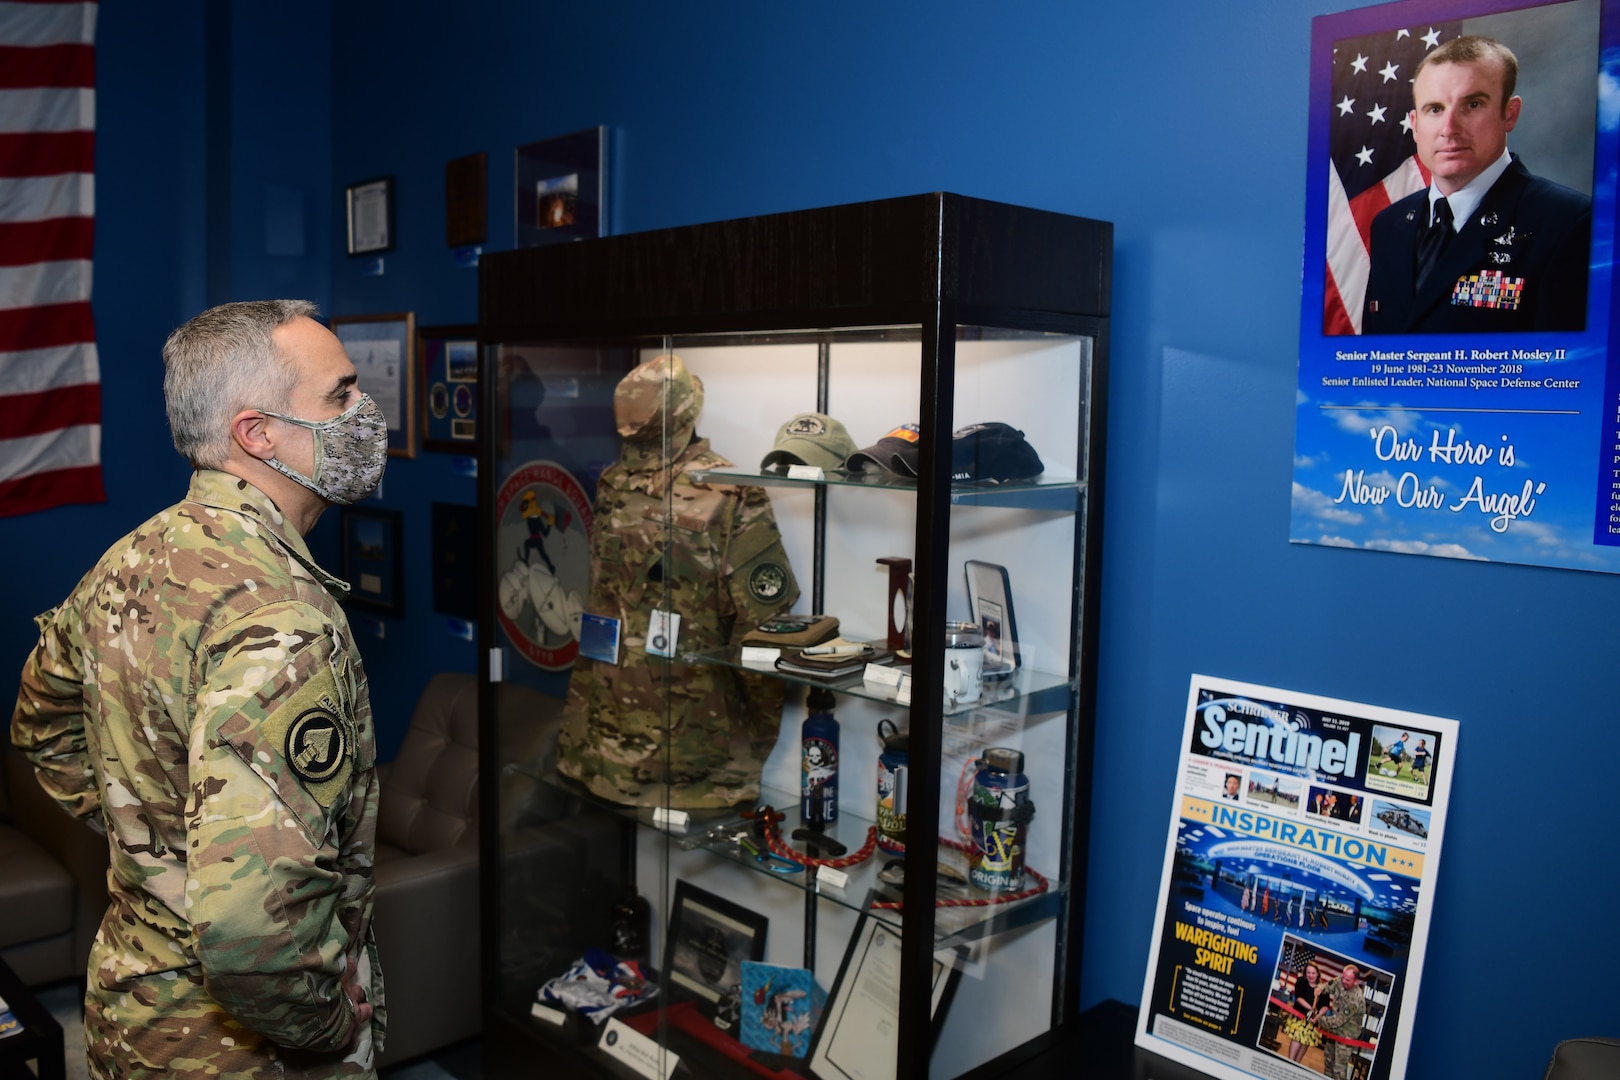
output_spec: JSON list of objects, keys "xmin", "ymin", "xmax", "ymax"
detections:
[
  {"xmin": 445, "ymin": 152, "xmax": 487, "ymax": 248},
  {"xmin": 341, "ymin": 505, "xmax": 404, "ymax": 616},
  {"xmin": 515, "ymin": 126, "xmax": 607, "ymax": 248},
  {"xmin": 1293, "ymin": 0, "xmax": 1620, "ymax": 574},
  {"xmin": 332, "ymin": 312, "xmax": 416, "ymax": 459},
  {"xmin": 418, "ymin": 323, "xmax": 478, "ymax": 453},
  {"xmin": 345, "ymin": 175, "xmax": 395, "ymax": 255},
  {"xmin": 661, "ymin": 880, "xmax": 767, "ymax": 1019}
]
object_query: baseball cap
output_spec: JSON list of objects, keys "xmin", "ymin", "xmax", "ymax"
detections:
[
  {"xmin": 761, "ymin": 413, "xmax": 858, "ymax": 472},
  {"xmin": 951, "ymin": 422, "xmax": 1044, "ymax": 484},
  {"xmin": 844, "ymin": 423, "xmax": 921, "ymax": 477}
]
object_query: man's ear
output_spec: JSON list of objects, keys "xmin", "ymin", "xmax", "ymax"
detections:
[
  {"xmin": 1503, "ymin": 94, "xmax": 1522, "ymax": 131},
  {"xmin": 231, "ymin": 409, "xmax": 275, "ymax": 461}
]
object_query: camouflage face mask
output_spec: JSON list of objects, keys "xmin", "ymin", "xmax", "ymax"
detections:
[{"xmin": 260, "ymin": 393, "xmax": 388, "ymax": 505}]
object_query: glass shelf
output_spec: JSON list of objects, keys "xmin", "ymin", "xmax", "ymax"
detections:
[
  {"xmin": 686, "ymin": 646, "xmax": 1075, "ymax": 718},
  {"xmin": 510, "ymin": 767, "xmax": 1067, "ymax": 948},
  {"xmin": 688, "ymin": 467, "xmax": 1086, "ymax": 511}
]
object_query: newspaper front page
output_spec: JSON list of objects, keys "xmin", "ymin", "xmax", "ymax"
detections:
[{"xmin": 1134, "ymin": 676, "xmax": 1456, "ymax": 1080}]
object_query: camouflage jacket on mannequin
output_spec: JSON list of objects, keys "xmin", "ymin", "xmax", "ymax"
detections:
[{"xmin": 557, "ymin": 355, "xmax": 798, "ymax": 808}]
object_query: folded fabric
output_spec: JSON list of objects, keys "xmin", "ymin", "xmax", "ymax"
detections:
[{"xmin": 538, "ymin": 947, "xmax": 658, "ymax": 1024}]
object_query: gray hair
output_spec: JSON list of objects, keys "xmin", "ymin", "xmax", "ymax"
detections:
[{"xmin": 162, "ymin": 299, "xmax": 318, "ymax": 468}]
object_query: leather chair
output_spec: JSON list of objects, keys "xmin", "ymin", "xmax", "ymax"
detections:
[
  {"xmin": 1544, "ymin": 1037, "xmax": 1620, "ymax": 1079},
  {"xmin": 372, "ymin": 671, "xmax": 565, "ymax": 1068},
  {"xmin": 0, "ymin": 743, "xmax": 108, "ymax": 988}
]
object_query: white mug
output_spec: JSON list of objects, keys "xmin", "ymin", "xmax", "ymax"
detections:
[{"xmin": 943, "ymin": 621, "xmax": 986, "ymax": 704}]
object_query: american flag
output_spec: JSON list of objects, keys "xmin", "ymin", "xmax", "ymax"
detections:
[
  {"xmin": 1324, "ymin": 21, "xmax": 1461, "ymax": 335},
  {"xmin": 0, "ymin": 1, "xmax": 102, "ymax": 517}
]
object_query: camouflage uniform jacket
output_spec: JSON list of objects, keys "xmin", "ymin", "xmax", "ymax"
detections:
[
  {"xmin": 11, "ymin": 470, "xmax": 385, "ymax": 1079},
  {"xmin": 557, "ymin": 356, "xmax": 799, "ymax": 808},
  {"xmin": 1319, "ymin": 977, "xmax": 1367, "ymax": 1039}
]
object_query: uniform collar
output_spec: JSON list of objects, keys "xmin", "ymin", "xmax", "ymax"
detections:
[
  {"xmin": 187, "ymin": 469, "xmax": 352, "ymax": 600},
  {"xmin": 1431, "ymin": 148, "xmax": 1513, "ymax": 232}
]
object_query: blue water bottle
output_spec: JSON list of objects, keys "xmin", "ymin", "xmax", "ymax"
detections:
[
  {"xmin": 801, "ymin": 688, "xmax": 839, "ymax": 824},
  {"xmin": 968, "ymin": 748, "xmax": 1035, "ymax": 892}
]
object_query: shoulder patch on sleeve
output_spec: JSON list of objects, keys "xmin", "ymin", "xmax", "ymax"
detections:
[
  {"xmin": 220, "ymin": 661, "xmax": 356, "ymax": 821},
  {"xmin": 747, "ymin": 560, "xmax": 790, "ymax": 604}
]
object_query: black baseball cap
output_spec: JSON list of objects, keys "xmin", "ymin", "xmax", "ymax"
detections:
[
  {"xmin": 844, "ymin": 423, "xmax": 921, "ymax": 477},
  {"xmin": 951, "ymin": 422, "xmax": 1043, "ymax": 484}
]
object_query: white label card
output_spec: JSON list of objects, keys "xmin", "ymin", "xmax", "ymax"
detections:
[
  {"xmin": 600, "ymin": 1017, "xmax": 679, "ymax": 1080},
  {"xmin": 864, "ymin": 663, "xmax": 904, "ymax": 688},
  {"xmin": 647, "ymin": 609, "xmax": 681, "ymax": 657}
]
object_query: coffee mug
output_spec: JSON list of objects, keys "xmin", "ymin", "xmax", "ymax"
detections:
[{"xmin": 943, "ymin": 621, "xmax": 986, "ymax": 704}]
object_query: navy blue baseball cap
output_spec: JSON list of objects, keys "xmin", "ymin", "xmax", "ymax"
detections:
[{"xmin": 950, "ymin": 423, "xmax": 1044, "ymax": 484}]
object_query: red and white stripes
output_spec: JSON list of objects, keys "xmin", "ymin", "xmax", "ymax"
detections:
[{"xmin": 0, "ymin": 0, "xmax": 102, "ymax": 517}]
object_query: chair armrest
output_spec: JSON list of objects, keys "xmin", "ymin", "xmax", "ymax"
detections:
[
  {"xmin": 373, "ymin": 846, "xmax": 482, "ymax": 1066},
  {"xmin": 3, "ymin": 751, "xmax": 108, "ymax": 971}
]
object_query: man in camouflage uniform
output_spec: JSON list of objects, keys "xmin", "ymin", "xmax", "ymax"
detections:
[
  {"xmin": 11, "ymin": 301, "xmax": 386, "ymax": 1078},
  {"xmin": 1318, "ymin": 963, "xmax": 1369, "ymax": 1080},
  {"xmin": 557, "ymin": 354, "xmax": 799, "ymax": 808}
]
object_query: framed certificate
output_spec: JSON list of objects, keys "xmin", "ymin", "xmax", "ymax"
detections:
[
  {"xmin": 332, "ymin": 312, "xmax": 416, "ymax": 459},
  {"xmin": 345, "ymin": 175, "xmax": 395, "ymax": 255},
  {"xmin": 807, "ymin": 911, "xmax": 964, "ymax": 1080}
]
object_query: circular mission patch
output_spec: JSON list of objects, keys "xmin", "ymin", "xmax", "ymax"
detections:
[
  {"xmin": 286, "ymin": 708, "xmax": 348, "ymax": 783},
  {"xmin": 747, "ymin": 561, "xmax": 788, "ymax": 603}
]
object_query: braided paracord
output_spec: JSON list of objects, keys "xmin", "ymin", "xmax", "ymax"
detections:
[
  {"xmin": 764, "ymin": 823, "xmax": 879, "ymax": 870},
  {"xmin": 869, "ymin": 837, "xmax": 1049, "ymax": 910}
]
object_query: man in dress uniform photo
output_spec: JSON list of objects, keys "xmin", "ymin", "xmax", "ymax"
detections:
[{"xmin": 1362, "ymin": 35, "xmax": 1592, "ymax": 334}]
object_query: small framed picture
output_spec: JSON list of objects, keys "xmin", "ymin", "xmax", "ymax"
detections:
[
  {"xmin": 345, "ymin": 176, "xmax": 395, "ymax": 255},
  {"xmin": 662, "ymin": 880, "xmax": 767, "ymax": 1017},
  {"xmin": 515, "ymin": 126, "xmax": 607, "ymax": 248},
  {"xmin": 332, "ymin": 312, "xmax": 416, "ymax": 459},
  {"xmin": 964, "ymin": 560, "xmax": 1019, "ymax": 678},
  {"xmin": 418, "ymin": 323, "xmax": 478, "ymax": 453},
  {"xmin": 341, "ymin": 506, "xmax": 403, "ymax": 616}
]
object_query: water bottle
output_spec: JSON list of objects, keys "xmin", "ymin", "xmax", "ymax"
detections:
[
  {"xmin": 800, "ymin": 687, "xmax": 839, "ymax": 824},
  {"xmin": 876, "ymin": 718, "xmax": 909, "ymax": 853},
  {"xmin": 968, "ymin": 748, "xmax": 1035, "ymax": 892}
]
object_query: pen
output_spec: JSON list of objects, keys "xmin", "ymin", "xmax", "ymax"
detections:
[{"xmin": 802, "ymin": 644, "xmax": 870, "ymax": 656}]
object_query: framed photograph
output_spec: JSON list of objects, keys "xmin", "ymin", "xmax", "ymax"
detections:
[
  {"xmin": 662, "ymin": 880, "xmax": 767, "ymax": 1016},
  {"xmin": 807, "ymin": 910, "xmax": 964, "ymax": 1080},
  {"xmin": 418, "ymin": 323, "xmax": 478, "ymax": 453},
  {"xmin": 430, "ymin": 501, "xmax": 477, "ymax": 620},
  {"xmin": 515, "ymin": 126, "xmax": 608, "ymax": 248},
  {"xmin": 345, "ymin": 175, "xmax": 395, "ymax": 255},
  {"xmin": 1293, "ymin": 0, "xmax": 1620, "ymax": 575},
  {"xmin": 341, "ymin": 506, "xmax": 403, "ymax": 616},
  {"xmin": 444, "ymin": 152, "xmax": 486, "ymax": 248},
  {"xmin": 332, "ymin": 312, "xmax": 416, "ymax": 459},
  {"xmin": 963, "ymin": 560, "xmax": 1018, "ymax": 678}
]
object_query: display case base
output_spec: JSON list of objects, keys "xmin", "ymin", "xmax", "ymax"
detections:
[{"xmin": 962, "ymin": 1000, "xmax": 1210, "ymax": 1079}]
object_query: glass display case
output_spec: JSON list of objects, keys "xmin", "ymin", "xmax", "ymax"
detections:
[{"xmin": 476, "ymin": 194, "xmax": 1111, "ymax": 1079}]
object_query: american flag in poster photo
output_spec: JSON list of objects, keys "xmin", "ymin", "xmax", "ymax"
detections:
[
  {"xmin": 1323, "ymin": 20, "xmax": 1462, "ymax": 335},
  {"xmin": 0, "ymin": 1, "xmax": 102, "ymax": 517}
]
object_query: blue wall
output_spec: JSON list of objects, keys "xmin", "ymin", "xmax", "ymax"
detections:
[{"xmin": 5, "ymin": 1, "xmax": 1613, "ymax": 1075}]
